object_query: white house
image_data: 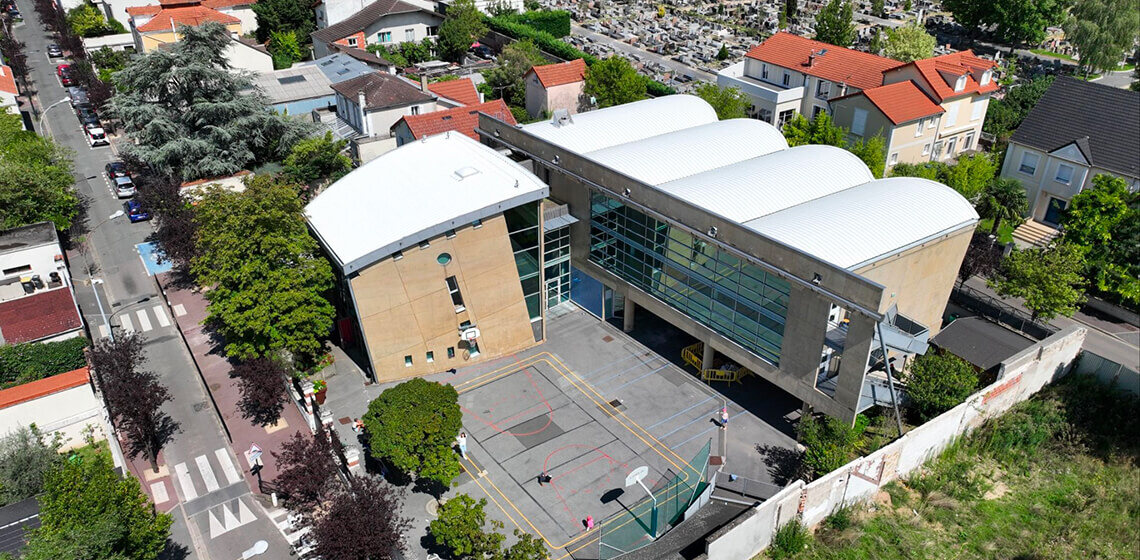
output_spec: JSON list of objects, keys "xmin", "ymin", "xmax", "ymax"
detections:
[{"xmin": 311, "ymin": 0, "xmax": 444, "ymax": 59}]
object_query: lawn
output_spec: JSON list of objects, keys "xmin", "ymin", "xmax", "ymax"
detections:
[
  {"xmin": 65, "ymin": 438, "xmax": 110, "ymax": 465},
  {"xmin": 1029, "ymin": 48, "xmax": 1076, "ymax": 62},
  {"xmin": 764, "ymin": 375, "xmax": 1140, "ymax": 560},
  {"xmin": 975, "ymin": 218, "xmax": 1014, "ymax": 244}
]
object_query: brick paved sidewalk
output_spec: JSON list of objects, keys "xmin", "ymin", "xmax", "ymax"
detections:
[{"xmin": 156, "ymin": 272, "xmax": 311, "ymax": 492}]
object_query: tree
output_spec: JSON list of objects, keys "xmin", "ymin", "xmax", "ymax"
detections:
[
  {"xmin": 437, "ymin": 0, "xmax": 487, "ymax": 63},
  {"xmin": 363, "ymin": 378, "xmax": 462, "ymax": 488},
  {"xmin": 111, "ymin": 22, "xmax": 310, "ymax": 182},
  {"xmin": 251, "ymin": 0, "xmax": 316, "ymax": 43},
  {"xmin": 428, "ymin": 494, "xmax": 505, "ymax": 558},
  {"xmin": 941, "ymin": 152, "xmax": 995, "ymax": 201},
  {"xmin": 272, "ymin": 429, "xmax": 341, "ymax": 512},
  {"xmin": 310, "ymin": 476, "xmax": 412, "ymax": 560},
  {"xmin": 870, "ymin": 0, "xmax": 885, "ymax": 17},
  {"xmin": 90, "ymin": 335, "xmax": 179, "ymax": 472},
  {"xmin": 131, "ymin": 161, "xmax": 199, "ymax": 269},
  {"xmin": 269, "ymin": 29, "xmax": 303, "ymax": 69},
  {"xmin": 903, "ymin": 352, "xmax": 978, "ymax": 422},
  {"xmin": 797, "ymin": 413, "xmax": 867, "ymax": 478},
  {"xmin": 989, "ymin": 242, "xmax": 1087, "ymax": 321},
  {"xmin": 0, "ymin": 31, "xmax": 29, "ymax": 88},
  {"xmin": 813, "ymin": 0, "xmax": 855, "ymax": 47},
  {"xmin": 24, "ymin": 453, "xmax": 172, "ymax": 560},
  {"xmin": 0, "ymin": 426, "xmax": 61, "ymax": 506},
  {"xmin": 483, "ymin": 39, "xmax": 547, "ymax": 108},
  {"xmin": 368, "ymin": 43, "xmax": 409, "ymax": 67},
  {"xmin": 867, "ymin": 28, "xmax": 884, "ymax": 55},
  {"xmin": 67, "ymin": 3, "xmax": 121, "ymax": 37},
  {"xmin": 399, "ymin": 38, "xmax": 435, "ymax": 64},
  {"xmin": 0, "ymin": 337, "xmax": 87, "ymax": 389},
  {"xmin": 716, "ymin": 43, "xmax": 730, "ymax": 60},
  {"xmin": 585, "ymin": 56, "xmax": 646, "ymax": 108},
  {"xmin": 1061, "ymin": 174, "xmax": 1140, "ymax": 306},
  {"xmin": 283, "ymin": 131, "xmax": 352, "ymax": 192},
  {"xmin": 234, "ymin": 358, "xmax": 289, "ymax": 427},
  {"xmin": 785, "ymin": 0, "xmax": 798, "ymax": 24},
  {"xmin": 0, "ymin": 113, "xmax": 77, "ymax": 232},
  {"xmin": 957, "ymin": 232, "xmax": 1005, "ymax": 281},
  {"xmin": 782, "ymin": 112, "xmax": 846, "ymax": 147},
  {"xmin": 694, "ymin": 82, "xmax": 748, "ymax": 120},
  {"xmin": 944, "ymin": 0, "xmax": 1066, "ymax": 46},
  {"xmin": 504, "ymin": 530, "xmax": 549, "ymax": 560},
  {"xmin": 848, "ymin": 135, "xmax": 886, "ymax": 178},
  {"xmin": 191, "ymin": 176, "xmax": 335, "ymax": 362},
  {"xmin": 883, "ymin": 24, "xmax": 936, "ymax": 62},
  {"xmin": 889, "ymin": 160, "xmax": 947, "ymax": 181},
  {"xmin": 983, "ymin": 75, "xmax": 1054, "ymax": 140},
  {"xmin": 1064, "ymin": 0, "xmax": 1140, "ymax": 76},
  {"xmin": 976, "ymin": 176, "xmax": 1028, "ymax": 234},
  {"xmin": 904, "ymin": 0, "xmax": 912, "ymax": 10}
]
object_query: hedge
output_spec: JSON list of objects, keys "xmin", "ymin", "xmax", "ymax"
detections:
[
  {"xmin": 0, "ymin": 337, "xmax": 88, "ymax": 389},
  {"xmin": 487, "ymin": 16, "xmax": 676, "ymax": 97},
  {"xmin": 500, "ymin": 10, "xmax": 571, "ymax": 38}
]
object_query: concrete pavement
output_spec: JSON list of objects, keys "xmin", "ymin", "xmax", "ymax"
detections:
[{"xmin": 11, "ymin": 3, "xmax": 294, "ymax": 558}]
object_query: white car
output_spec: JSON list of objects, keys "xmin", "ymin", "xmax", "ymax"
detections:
[
  {"xmin": 113, "ymin": 176, "xmax": 135, "ymax": 198},
  {"xmin": 86, "ymin": 124, "xmax": 108, "ymax": 147}
]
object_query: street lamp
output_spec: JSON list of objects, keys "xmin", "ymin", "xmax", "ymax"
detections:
[{"xmin": 37, "ymin": 97, "xmax": 71, "ymax": 137}]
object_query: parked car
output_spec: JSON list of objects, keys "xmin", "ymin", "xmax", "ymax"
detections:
[
  {"xmin": 106, "ymin": 161, "xmax": 130, "ymax": 179},
  {"xmin": 472, "ymin": 45, "xmax": 494, "ymax": 60},
  {"xmin": 86, "ymin": 124, "xmax": 108, "ymax": 147},
  {"xmin": 47, "ymin": 43, "xmax": 63, "ymax": 58},
  {"xmin": 6, "ymin": 7, "xmax": 20, "ymax": 18},
  {"xmin": 113, "ymin": 176, "xmax": 135, "ymax": 198},
  {"xmin": 76, "ymin": 103, "xmax": 97, "ymax": 120},
  {"xmin": 68, "ymin": 87, "xmax": 88, "ymax": 107},
  {"xmin": 125, "ymin": 199, "xmax": 150, "ymax": 222},
  {"xmin": 56, "ymin": 64, "xmax": 69, "ymax": 77}
]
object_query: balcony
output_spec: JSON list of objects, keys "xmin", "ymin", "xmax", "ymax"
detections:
[{"xmin": 717, "ymin": 62, "xmax": 805, "ymax": 105}]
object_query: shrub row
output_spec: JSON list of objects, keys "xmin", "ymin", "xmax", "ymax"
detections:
[
  {"xmin": 0, "ymin": 337, "xmax": 88, "ymax": 389},
  {"xmin": 497, "ymin": 9, "xmax": 570, "ymax": 38}
]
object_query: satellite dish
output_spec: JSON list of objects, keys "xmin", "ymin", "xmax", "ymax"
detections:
[{"xmin": 625, "ymin": 465, "xmax": 649, "ymax": 487}]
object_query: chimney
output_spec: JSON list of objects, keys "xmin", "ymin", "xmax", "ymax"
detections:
[
  {"xmin": 357, "ymin": 90, "xmax": 370, "ymax": 136},
  {"xmin": 807, "ymin": 53, "xmax": 815, "ymax": 67},
  {"xmin": 420, "ymin": 74, "xmax": 429, "ymax": 93}
]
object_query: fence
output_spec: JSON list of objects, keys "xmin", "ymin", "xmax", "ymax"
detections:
[
  {"xmin": 703, "ymin": 325, "xmax": 1086, "ymax": 559},
  {"xmin": 1074, "ymin": 350, "xmax": 1139, "ymax": 395},
  {"xmin": 950, "ymin": 283, "xmax": 1058, "ymax": 340}
]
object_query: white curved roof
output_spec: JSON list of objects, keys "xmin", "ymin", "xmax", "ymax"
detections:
[
  {"xmin": 584, "ymin": 118, "xmax": 789, "ymax": 185},
  {"xmin": 657, "ymin": 145, "xmax": 875, "ymax": 222},
  {"xmin": 520, "ymin": 95, "xmax": 717, "ymax": 154},
  {"xmin": 745, "ymin": 177, "xmax": 979, "ymax": 269},
  {"xmin": 306, "ymin": 133, "xmax": 548, "ymax": 273}
]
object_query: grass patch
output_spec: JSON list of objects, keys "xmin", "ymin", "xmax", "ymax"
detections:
[
  {"xmin": 976, "ymin": 218, "xmax": 1014, "ymax": 244},
  {"xmin": 1030, "ymin": 49, "xmax": 1076, "ymax": 62},
  {"xmin": 770, "ymin": 374, "xmax": 1140, "ymax": 560},
  {"xmin": 1114, "ymin": 63, "xmax": 1135, "ymax": 72},
  {"xmin": 64, "ymin": 438, "xmax": 110, "ymax": 465}
]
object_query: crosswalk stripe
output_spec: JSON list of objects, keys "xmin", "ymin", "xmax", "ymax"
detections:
[
  {"xmin": 174, "ymin": 462, "xmax": 198, "ymax": 501},
  {"xmin": 215, "ymin": 449, "xmax": 242, "ymax": 485},
  {"xmin": 136, "ymin": 309, "xmax": 153, "ymax": 332},
  {"xmin": 150, "ymin": 481, "xmax": 169, "ymax": 504},
  {"xmin": 98, "ymin": 324, "xmax": 109, "ymax": 339},
  {"xmin": 119, "ymin": 314, "xmax": 134, "ymax": 333},
  {"xmin": 196, "ymin": 455, "xmax": 220, "ymax": 493},
  {"xmin": 173, "ymin": 303, "xmax": 187, "ymax": 317},
  {"xmin": 153, "ymin": 305, "xmax": 171, "ymax": 327}
]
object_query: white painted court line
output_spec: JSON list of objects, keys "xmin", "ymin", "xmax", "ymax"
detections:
[
  {"xmin": 174, "ymin": 462, "xmax": 198, "ymax": 501},
  {"xmin": 173, "ymin": 303, "xmax": 187, "ymax": 317},
  {"xmin": 153, "ymin": 305, "xmax": 171, "ymax": 327},
  {"xmin": 119, "ymin": 314, "xmax": 134, "ymax": 333},
  {"xmin": 136, "ymin": 309, "xmax": 153, "ymax": 332},
  {"xmin": 215, "ymin": 448, "xmax": 242, "ymax": 485},
  {"xmin": 98, "ymin": 324, "xmax": 109, "ymax": 339},
  {"xmin": 150, "ymin": 481, "xmax": 169, "ymax": 504},
  {"xmin": 196, "ymin": 455, "xmax": 220, "ymax": 493}
]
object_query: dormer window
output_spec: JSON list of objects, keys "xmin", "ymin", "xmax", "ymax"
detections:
[
  {"xmin": 954, "ymin": 74, "xmax": 967, "ymax": 92},
  {"xmin": 979, "ymin": 70, "xmax": 991, "ymax": 86}
]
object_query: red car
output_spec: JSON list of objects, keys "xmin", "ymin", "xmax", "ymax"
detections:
[{"xmin": 56, "ymin": 64, "xmax": 70, "ymax": 77}]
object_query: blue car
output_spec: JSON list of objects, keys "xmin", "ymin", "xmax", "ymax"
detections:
[{"xmin": 126, "ymin": 199, "xmax": 150, "ymax": 222}]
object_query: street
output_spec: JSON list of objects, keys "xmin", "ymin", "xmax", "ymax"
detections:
[
  {"xmin": 571, "ymin": 23, "xmax": 716, "ymax": 83},
  {"xmin": 9, "ymin": 4, "xmax": 294, "ymax": 559}
]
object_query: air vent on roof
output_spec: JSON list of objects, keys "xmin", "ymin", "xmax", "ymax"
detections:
[
  {"xmin": 453, "ymin": 166, "xmax": 480, "ymax": 181},
  {"xmin": 442, "ymin": 115, "xmax": 452, "ymax": 120},
  {"xmin": 337, "ymin": 69, "xmax": 350, "ymax": 75},
  {"xmin": 819, "ymin": 48, "xmax": 827, "ymax": 55},
  {"xmin": 277, "ymin": 75, "xmax": 307, "ymax": 85},
  {"xmin": 320, "ymin": 59, "xmax": 334, "ymax": 66}
]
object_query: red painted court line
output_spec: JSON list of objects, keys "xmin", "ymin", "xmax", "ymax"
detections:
[
  {"xmin": 543, "ymin": 444, "xmax": 629, "ymax": 526},
  {"xmin": 462, "ymin": 368, "xmax": 555, "ymax": 436}
]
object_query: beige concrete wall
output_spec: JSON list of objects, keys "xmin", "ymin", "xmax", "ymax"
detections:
[
  {"xmin": 545, "ymin": 82, "xmax": 583, "ymax": 115},
  {"xmin": 933, "ymin": 94, "xmax": 985, "ymax": 159},
  {"xmin": 0, "ymin": 385, "xmax": 105, "ymax": 451},
  {"xmin": 854, "ymin": 225, "xmax": 974, "ymax": 335},
  {"xmin": 349, "ymin": 213, "xmax": 536, "ymax": 381}
]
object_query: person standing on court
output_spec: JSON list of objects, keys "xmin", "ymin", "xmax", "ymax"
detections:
[
  {"xmin": 720, "ymin": 407, "xmax": 729, "ymax": 429},
  {"xmin": 457, "ymin": 431, "xmax": 468, "ymax": 460}
]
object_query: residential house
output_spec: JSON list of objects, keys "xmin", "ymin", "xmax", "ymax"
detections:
[
  {"xmin": 314, "ymin": 0, "xmax": 515, "ymax": 28},
  {"xmin": 524, "ymin": 59, "xmax": 586, "ymax": 119},
  {"xmin": 0, "ymin": 367, "xmax": 107, "ymax": 452},
  {"xmin": 328, "ymin": 43, "xmax": 398, "ymax": 74},
  {"xmin": 253, "ymin": 52, "xmax": 375, "ymax": 114},
  {"xmin": 999, "ymin": 77, "xmax": 1139, "ymax": 242},
  {"xmin": 390, "ymin": 98, "xmax": 515, "ymax": 145},
  {"xmin": 829, "ymin": 81, "xmax": 945, "ymax": 173},
  {"xmin": 0, "ymin": 223, "xmax": 82, "ymax": 345},
  {"xmin": 310, "ymin": 0, "xmax": 443, "ymax": 59},
  {"xmin": 331, "ymin": 71, "xmax": 437, "ymax": 159},
  {"xmin": 427, "ymin": 77, "xmax": 480, "ymax": 108},
  {"xmin": 0, "ymin": 64, "xmax": 18, "ymax": 119},
  {"xmin": 104, "ymin": 0, "xmax": 256, "ymax": 33},
  {"xmin": 126, "ymin": 0, "xmax": 270, "ymax": 71}
]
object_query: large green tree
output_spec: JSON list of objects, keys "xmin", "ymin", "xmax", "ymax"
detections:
[
  {"xmin": 883, "ymin": 24, "xmax": 937, "ymax": 62},
  {"xmin": 437, "ymin": 0, "xmax": 487, "ymax": 63},
  {"xmin": 943, "ymin": 0, "xmax": 1067, "ymax": 46},
  {"xmin": 813, "ymin": 0, "xmax": 856, "ymax": 47},
  {"xmin": 904, "ymin": 353, "xmax": 979, "ymax": 422},
  {"xmin": 0, "ymin": 113, "xmax": 77, "ymax": 232},
  {"xmin": 192, "ymin": 176, "xmax": 335, "ymax": 362},
  {"xmin": 1060, "ymin": 174, "xmax": 1140, "ymax": 306},
  {"xmin": 848, "ymin": 135, "xmax": 886, "ymax": 178},
  {"xmin": 976, "ymin": 177, "xmax": 1028, "ymax": 234},
  {"xmin": 989, "ymin": 242, "xmax": 1087, "ymax": 321},
  {"xmin": 1064, "ymin": 0, "xmax": 1140, "ymax": 76},
  {"xmin": 483, "ymin": 39, "xmax": 548, "ymax": 108},
  {"xmin": 363, "ymin": 378, "xmax": 462, "ymax": 489},
  {"xmin": 782, "ymin": 112, "xmax": 846, "ymax": 147},
  {"xmin": 694, "ymin": 82, "xmax": 749, "ymax": 120},
  {"xmin": 283, "ymin": 131, "xmax": 352, "ymax": 191},
  {"xmin": 251, "ymin": 0, "xmax": 316, "ymax": 43},
  {"xmin": 111, "ymin": 22, "xmax": 310, "ymax": 182},
  {"xmin": 23, "ymin": 453, "xmax": 172, "ymax": 560},
  {"xmin": 942, "ymin": 152, "xmax": 996, "ymax": 201},
  {"xmin": 983, "ymin": 75, "xmax": 1054, "ymax": 139},
  {"xmin": 585, "ymin": 56, "xmax": 647, "ymax": 108},
  {"xmin": 0, "ymin": 426, "xmax": 61, "ymax": 506},
  {"xmin": 428, "ymin": 494, "xmax": 504, "ymax": 558}
]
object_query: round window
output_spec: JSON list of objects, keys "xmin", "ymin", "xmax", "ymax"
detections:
[{"xmin": 437, "ymin": 253, "xmax": 452, "ymax": 265}]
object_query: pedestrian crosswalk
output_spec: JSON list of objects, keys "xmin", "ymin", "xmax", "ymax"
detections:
[
  {"xmin": 173, "ymin": 448, "xmax": 244, "ymax": 503},
  {"xmin": 96, "ymin": 305, "xmax": 173, "ymax": 338}
]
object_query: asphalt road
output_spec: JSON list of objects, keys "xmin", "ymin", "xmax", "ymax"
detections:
[
  {"xmin": 10, "ymin": 6, "xmax": 293, "ymax": 559},
  {"xmin": 570, "ymin": 23, "xmax": 716, "ymax": 83}
]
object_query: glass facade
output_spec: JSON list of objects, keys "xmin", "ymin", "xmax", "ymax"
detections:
[
  {"xmin": 589, "ymin": 191, "xmax": 790, "ymax": 365},
  {"xmin": 544, "ymin": 226, "xmax": 572, "ymax": 309},
  {"xmin": 504, "ymin": 203, "xmax": 542, "ymax": 320}
]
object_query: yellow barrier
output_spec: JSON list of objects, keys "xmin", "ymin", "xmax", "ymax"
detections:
[{"xmin": 680, "ymin": 342, "xmax": 752, "ymax": 384}]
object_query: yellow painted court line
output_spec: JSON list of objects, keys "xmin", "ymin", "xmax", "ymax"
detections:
[{"xmin": 457, "ymin": 352, "xmax": 706, "ymax": 554}]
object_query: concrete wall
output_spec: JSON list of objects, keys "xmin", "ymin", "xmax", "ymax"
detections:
[
  {"xmin": 525, "ymin": 76, "xmax": 583, "ymax": 119},
  {"xmin": 219, "ymin": 5, "xmax": 257, "ymax": 34},
  {"xmin": 702, "ymin": 325, "xmax": 1086, "ymax": 559},
  {"xmin": 0, "ymin": 384, "xmax": 104, "ymax": 451},
  {"xmin": 224, "ymin": 39, "xmax": 273, "ymax": 73},
  {"xmin": 347, "ymin": 213, "xmax": 536, "ymax": 381}
]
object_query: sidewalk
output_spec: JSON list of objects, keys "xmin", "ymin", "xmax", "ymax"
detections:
[{"xmin": 156, "ymin": 272, "xmax": 310, "ymax": 490}]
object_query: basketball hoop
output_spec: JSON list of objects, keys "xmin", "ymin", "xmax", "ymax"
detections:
[{"xmin": 461, "ymin": 328, "xmax": 480, "ymax": 341}]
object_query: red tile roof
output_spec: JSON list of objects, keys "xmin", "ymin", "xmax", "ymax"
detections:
[
  {"xmin": 0, "ymin": 288, "xmax": 82, "ymax": 345},
  {"xmin": 203, "ymin": 0, "xmax": 256, "ymax": 9},
  {"xmin": 744, "ymin": 32, "xmax": 901, "ymax": 91},
  {"xmin": 0, "ymin": 367, "xmax": 89, "ymax": 409},
  {"xmin": 893, "ymin": 50, "xmax": 999, "ymax": 102},
  {"xmin": 529, "ymin": 59, "xmax": 587, "ymax": 89},
  {"xmin": 135, "ymin": 4, "xmax": 240, "ymax": 32},
  {"xmin": 0, "ymin": 65, "xmax": 16, "ymax": 96},
  {"xmin": 427, "ymin": 78, "xmax": 480, "ymax": 106},
  {"xmin": 126, "ymin": 4, "xmax": 161, "ymax": 15},
  {"xmin": 855, "ymin": 80, "xmax": 944, "ymax": 125},
  {"xmin": 394, "ymin": 99, "xmax": 517, "ymax": 141}
]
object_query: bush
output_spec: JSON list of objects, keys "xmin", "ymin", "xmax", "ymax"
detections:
[
  {"xmin": 0, "ymin": 338, "xmax": 88, "ymax": 389},
  {"xmin": 903, "ymin": 352, "xmax": 979, "ymax": 423},
  {"xmin": 798, "ymin": 413, "xmax": 868, "ymax": 478},
  {"xmin": 769, "ymin": 520, "xmax": 810, "ymax": 559},
  {"xmin": 499, "ymin": 9, "xmax": 571, "ymax": 37}
]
